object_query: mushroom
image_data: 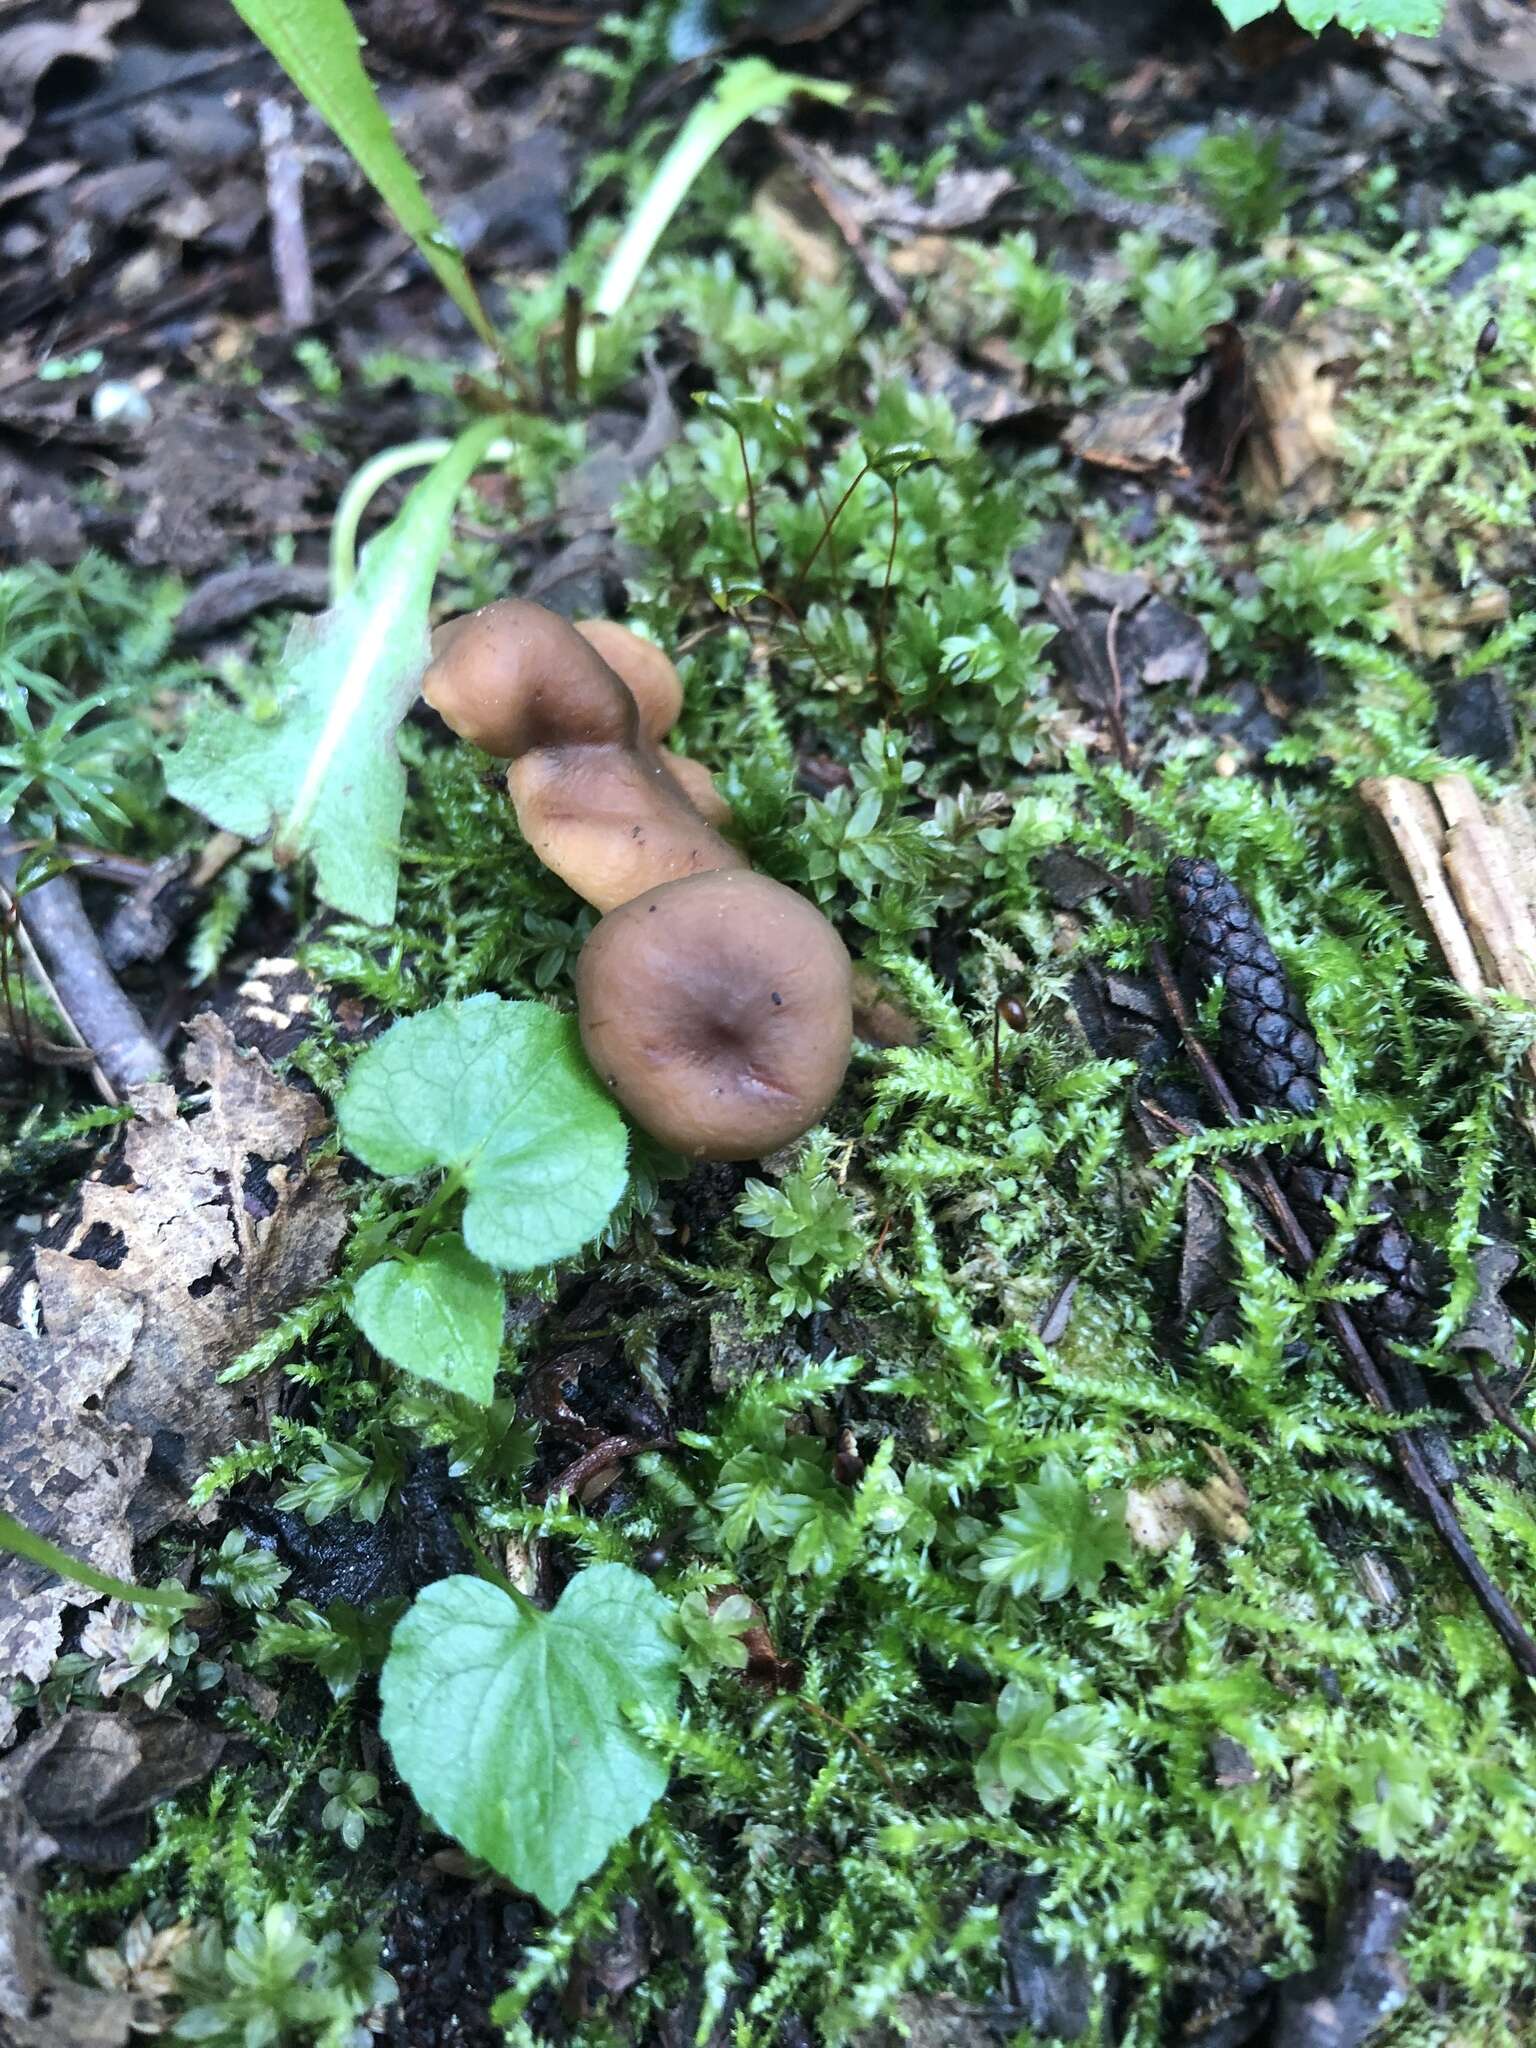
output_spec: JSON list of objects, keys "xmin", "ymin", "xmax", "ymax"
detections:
[
  {"xmin": 426, "ymin": 605, "xmax": 733, "ymax": 837},
  {"xmin": 577, "ymin": 870, "xmax": 853, "ymax": 1160},
  {"xmin": 424, "ymin": 600, "xmax": 741, "ymax": 912},
  {"xmin": 422, "ymin": 600, "xmax": 853, "ymax": 1158}
]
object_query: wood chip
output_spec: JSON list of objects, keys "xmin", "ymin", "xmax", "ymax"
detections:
[{"xmin": 1359, "ymin": 773, "xmax": 1536, "ymax": 1138}]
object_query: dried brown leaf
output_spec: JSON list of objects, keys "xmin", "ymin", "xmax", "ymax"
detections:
[
  {"xmin": 1064, "ymin": 376, "xmax": 1205, "ymax": 477},
  {"xmin": 1445, "ymin": 1240, "xmax": 1521, "ymax": 1372},
  {"xmin": 1239, "ymin": 316, "xmax": 1358, "ymax": 515},
  {"xmin": 1179, "ymin": 1174, "xmax": 1228, "ymax": 1319},
  {"xmin": 751, "ymin": 170, "xmax": 846, "ymax": 288},
  {"xmin": 0, "ymin": 1800, "xmax": 140, "ymax": 2046},
  {"xmin": 8, "ymin": 1705, "xmax": 224, "ymax": 1842},
  {"xmin": 0, "ymin": 1015, "xmax": 345, "ymax": 1744},
  {"xmin": 0, "ymin": 0, "xmax": 135, "ymax": 168}
]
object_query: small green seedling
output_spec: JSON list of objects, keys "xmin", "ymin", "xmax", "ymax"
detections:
[
  {"xmin": 580, "ymin": 58, "xmax": 854, "ymax": 377},
  {"xmin": 1134, "ymin": 248, "xmax": 1236, "ymax": 373},
  {"xmin": 168, "ymin": 418, "xmax": 506, "ymax": 925},
  {"xmin": 971, "ymin": 1681, "xmax": 1113, "ymax": 1817},
  {"xmin": 1193, "ymin": 127, "xmax": 1294, "ymax": 243},
  {"xmin": 337, "ymin": 994, "xmax": 629, "ymax": 1402},
  {"xmin": 324, "ymin": 58, "xmax": 855, "ymax": 595},
  {"xmin": 972, "ymin": 1455, "xmax": 1132, "ymax": 1603},
  {"xmin": 379, "ymin": 1563, "xmax": 679, "ymax": 1910}
]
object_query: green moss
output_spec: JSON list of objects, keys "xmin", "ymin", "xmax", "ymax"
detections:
[{"xmin": 20, "ymin": 69, "xmax": 1536, "ymax": 2048}]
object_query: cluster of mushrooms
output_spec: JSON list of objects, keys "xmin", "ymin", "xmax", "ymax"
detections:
[{"xmin": 421, "ymin": 599, "xmax": 853, "ymax": 1161}]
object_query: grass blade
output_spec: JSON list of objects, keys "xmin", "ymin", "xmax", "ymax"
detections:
[{"xmin": 230, "ymin": 0, "xmax": 502, "ymax": 358}]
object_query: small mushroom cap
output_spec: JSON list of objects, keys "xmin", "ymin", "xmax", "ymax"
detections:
[
  {"xmin": 575, "ymin": 620, "xmax": 683, "ymax": 742},
  {"xmin": 509, "ymin": 745, "xmax": 743, "ymax": 912},
  {"xmin": 424, "ymin": 600, "xmax": 635, "ymax": 758},
  {"xmin": 576, "ymin": 870, "xmax": 853, "ymax": 1161},
  {"xmin": 425, "ymin": 603, "xmax": 688, "ymax": 755},
  {"xmin": 659, "ymin": 747, "xmax": 733, "ymax": 829},
  {"xmin": 422, "ymin": 598, "xmax": 741, "ymax": 910}
]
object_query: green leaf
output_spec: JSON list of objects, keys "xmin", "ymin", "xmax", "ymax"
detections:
[
  {"xmin": 583, "ymin": 57, "xmax": 854, "ymax": 374},
  {"xmin": 336, "ymin": 994, "xmax": 628, "ymax": 1270},
  {"xmin": 351, "ymin": 1235, "xmax": 504, "ymax": 1403},
  {"xmin": 1212, "ymin": 0, "xmax": 1442, "ymax": 27},
  {"xmin": 166, "ymin": 419, "xmax": 501, "ymax": 924},
  {"xmin": 1348, "ymin": 1736, "xmax": 1436, "ymax": 1858},
  {"xmin": 227, "ymin": 0, "xmax": 500, "ymax": 355},
  {"xmin": 975, "ymin": 1455, "xmax": 1131, "ymax": 1602},
  {"xmin": 1292, "ymin": 0, "xmax": 1442, "ymax": 25},
  {"xmin": 379, "ymin": 1566, "xmax": 679, "ymax": 1911}
]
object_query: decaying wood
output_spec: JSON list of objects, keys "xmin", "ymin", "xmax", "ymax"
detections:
[{"xmin": 1359, "ymin": 773, "xmax": 1536, "ymax": 1138}]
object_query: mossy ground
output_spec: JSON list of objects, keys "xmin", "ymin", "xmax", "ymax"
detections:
[{"xmin": 12, "ymin": 18, "xmax": 1536, "ymax": 2045}]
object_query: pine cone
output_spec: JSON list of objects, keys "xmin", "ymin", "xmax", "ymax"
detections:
[
  {"xmin": 1165, "ymin": 857, "xmax": 1437, "ymax": 1345},
  {"xmin": 1166, "ymin": 857, "xmax": 1323, "ymax": 1117}
]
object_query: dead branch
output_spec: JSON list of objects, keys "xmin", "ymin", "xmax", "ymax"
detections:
[{"xmin": 0, "ymin": 839, "xmax": 166, "ymax": 1101}]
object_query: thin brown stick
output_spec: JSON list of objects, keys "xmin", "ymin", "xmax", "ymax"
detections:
[
  {"xmin": 797, "ymin": 463, "xmax": 872, "ymax": 584},
  {"xmin": 770, "ymin": 132, "xmax": 911, "ymax": 323},
  {"xmin": 873, "ymin": 474, "xmax": 900, "ymax": 696},
  {"xmin": 1016, "ymin": 130, "xmax": 1216, "ymax": 247},
  {"xmin": 5, "ymin": 841, "xmax": 152, "ymax": 886},
  {"xmin": 258, "ymin": 98, "xmax": 314, "ymax": 330},
  {"xmin": 734, "ymin": 424, "xmax": 767, "ymax": 589}
]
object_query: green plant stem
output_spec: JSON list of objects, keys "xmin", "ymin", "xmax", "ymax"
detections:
[
  {"xmin": 0, "ymin": 1508, "xmax": 199, "ymax": 1614},
  {"xmin": 579, "ymin": 60, "xmax": 852, "ymax": 380},
  {"xmin": 258, "ymin": 1700, "xmax": 347, "ymax": 1838},
  {"xmin": 329, "ymin": 437, "xmax": 516, "ymax": 599},
  {"xmin": 403, "ymin": 1169, "xmax": 466, "ymax": 1256}
]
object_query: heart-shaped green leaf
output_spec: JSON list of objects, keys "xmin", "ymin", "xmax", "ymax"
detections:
[
  {"xmin": 350, "ymin": 1235, "xmax": 503, "ymax": 1403},
  {"xmin": 337, "ymin": 995, "xmax": 628, "ymax": 1271},
  {"xmin": 379, "ymin": 1566, "xmax": 678, "ymax": 1911}
]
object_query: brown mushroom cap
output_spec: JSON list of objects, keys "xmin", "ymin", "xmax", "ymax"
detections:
[
  {"xmin": 424, "ymin": 601, "xmax": 635, "ymax": 758},
  {"xmin": 574, "ymin": 619, "xmax": 682, "ymax": 742},
  {"xmin": 576, "ymin": 869, "xmax": 853, "ymax": 1160},
  {"xmin": 421, "ymin": 599, "xmax": 743, "ymax": 911}
]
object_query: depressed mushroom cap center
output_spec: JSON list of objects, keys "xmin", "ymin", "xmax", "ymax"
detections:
[{"xmin": 575, "ymin": 871, "xmax": 854, "ymax": 1160}]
